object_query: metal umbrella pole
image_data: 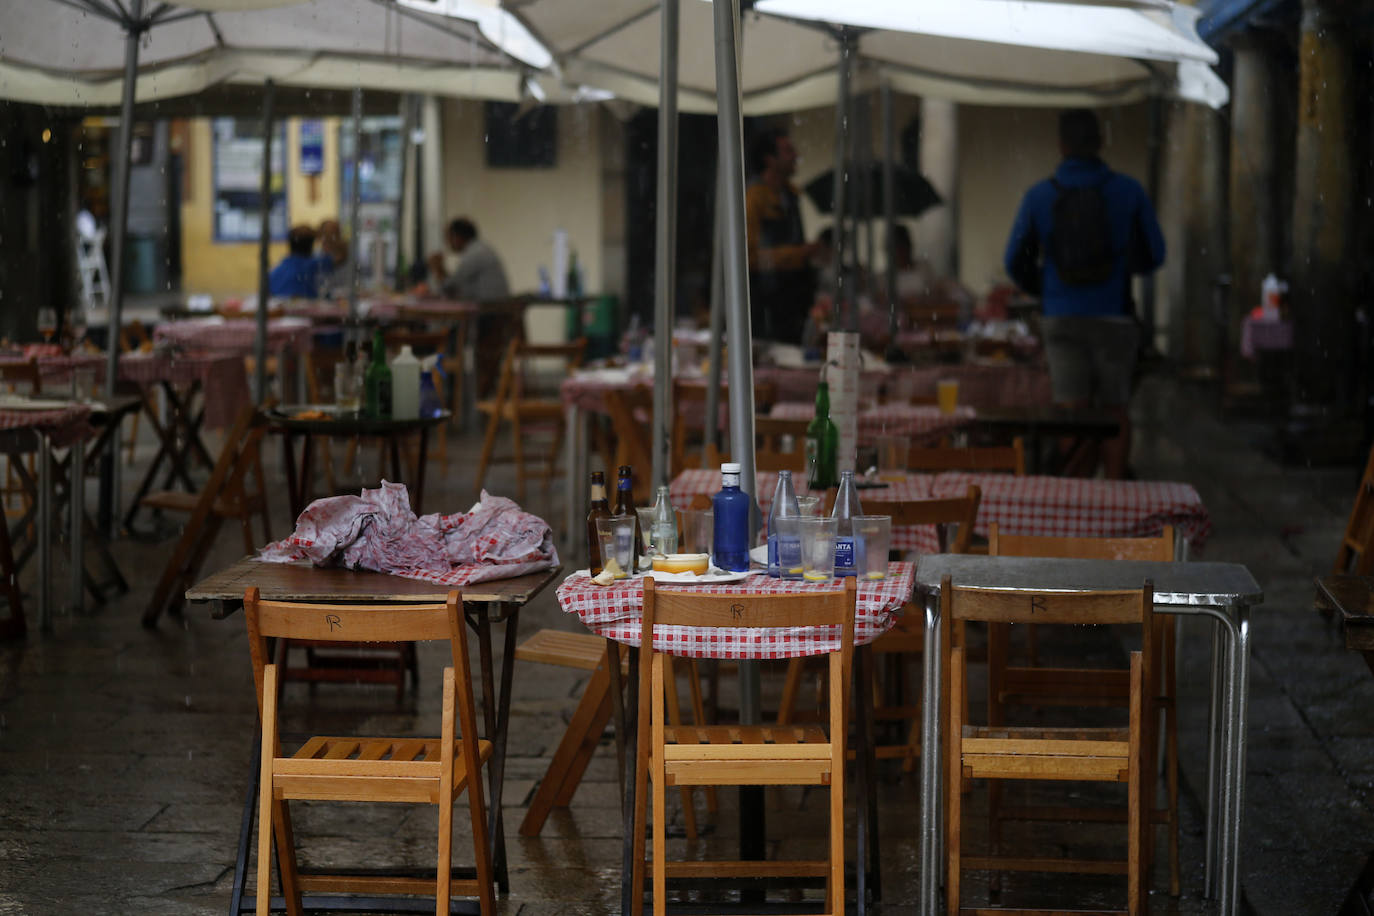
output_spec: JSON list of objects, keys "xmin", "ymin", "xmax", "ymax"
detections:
[
  {"xmin": 346, "ymin": 86, "xmax": 364, "ymax": 323},
  {"xmin": 703, "ymin": 172, "xmax": 725, "ymax": 458},
  {"xmin": 882, "ymin": 79, "xmax": 899, "ymax": 353},
  {"xmin": 830, "ymin": 28, "xmax": 853, "ymax": 323},
  {"xmin": 253, "ymin": 78, "xmax": 276, "ymax": 404},
  {"xmin": 100, "ymin": 0, "xmax": 144, "ymax": 537},
  {"xmin": 651, "ymin": 0, "xmax": 680, "ymax": 490}
]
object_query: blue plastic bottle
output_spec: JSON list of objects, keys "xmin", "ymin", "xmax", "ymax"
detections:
[
  {"xmin": 767, "ymin": 470, "xmax": 802, "ymax": 579},
  {"xmin": 831, "ymin": 469, "xmax": 863, "ymax": 577},
  {"xmin": 712, "ymin": 462, "xmax": 752, "ymax": 572}
]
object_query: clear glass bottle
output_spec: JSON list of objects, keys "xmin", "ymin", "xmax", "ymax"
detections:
[
  {"xmin": 711, "ymin": 462, "xmax": 751, "ymax": 572},
  {"xmin": 831, "ymin": 469, "xmax": 863, "ymax": 577},
  {"xmin": 767, "ymin": 470, "xmax": 802, "ymax": 579},
  {"xmin": 650, "ymin": 485, "xmax": 679, "ymax": 556}
]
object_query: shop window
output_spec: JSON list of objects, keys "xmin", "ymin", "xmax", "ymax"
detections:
[{"xmin": 212, "ymin": 118, "xmax": 287, "ymax": 243}]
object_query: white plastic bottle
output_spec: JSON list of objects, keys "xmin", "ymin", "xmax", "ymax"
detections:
[{"xmin": 389, "ymin": 344, "xmax": 421, "ymax": 420}]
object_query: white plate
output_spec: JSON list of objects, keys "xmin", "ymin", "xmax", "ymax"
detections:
[
  {"xmin": 0, "ymin": 397, "xmax": 72, "ymax": 411},
  {"xmin": 646, "ymin": 569, "xmax": 759, "ymax": 585}
]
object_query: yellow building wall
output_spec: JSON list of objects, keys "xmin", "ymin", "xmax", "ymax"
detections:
[{"xmin": 181, "ymin": 117, "xmax": 342, "ymax": 296}]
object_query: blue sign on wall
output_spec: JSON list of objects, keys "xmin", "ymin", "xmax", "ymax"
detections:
[{"xmin": 300, "ymin": 120, "xmax": 324, "ymax": 176}]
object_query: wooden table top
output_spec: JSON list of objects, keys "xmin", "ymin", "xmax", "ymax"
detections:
[
  {"xmin": 186, "ymin": 557, "xmax": 560, "ymax": 619},
  {"xmin": 1314, "ymin": 575, "xmax": 1374, "ymax": 651}
]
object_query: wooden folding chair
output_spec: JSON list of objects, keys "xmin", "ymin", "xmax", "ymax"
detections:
[
  {"xmin": 474, "ymin": 337, "xmax": 586, "ymax": 502},
  {"xmin": 1334, "ymin": 443, "xmax": 1374, "ymax": 575},
  {"xmin": 944, "ymin": 576, "xmax": 1155, "ymax": 915},
  {"xmin": 515, "ymin": 629, "xmax": 714, "ymax": 839},
  {"xmin": 988, "ymin": 523, "xmax": 1180, "ymax": 896},
  {"xmin": 670, "ymin": 381, "xmax": 779, "ymax": 476},
  {"xmin": 0, "ymin": 505, "xmax": 23, "ymax": 639},
  {"xmin": 244, "ymin": 589, "xmax": 495, "ymax": 916},
  {"xmin": 1, "ymin": 359, "xmax": 42, "ymax": 515},
  {"xmin": 117, "ymin": 321, "xmax": 153, "ymax": 465},
  {"xmin": 142, "ymin": 403, "xmax": 271, "ymax": 627},
  {"xmin": 907, "ymin": 436, "xmax": 1026, "ymax": 476},
  {"xmin": 632, "ymin": 577, "xmax": 857, "ymax": 916},
  {"xmin": 776, "ymin": 487, "xmax": 982, "ymax": 773}
]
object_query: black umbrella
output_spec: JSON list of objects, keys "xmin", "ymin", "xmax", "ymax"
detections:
[{"xmin": 804, "ymin": 163, "xmax": 942, "ymax": 218}]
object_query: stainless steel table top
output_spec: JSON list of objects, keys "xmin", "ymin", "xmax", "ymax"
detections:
[{"xmin": 914, "ymin": 554, "xmax": 1263, "ymax": 608}]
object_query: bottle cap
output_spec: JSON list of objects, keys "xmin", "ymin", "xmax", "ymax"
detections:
[{"xmin": 721, "ymin": 462, "xmax": 741, "ymax": 473}]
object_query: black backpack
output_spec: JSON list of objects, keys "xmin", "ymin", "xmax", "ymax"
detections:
[{"xmin": 1048, "ymin": 176, "xmax": 1116, "ymax": 286}]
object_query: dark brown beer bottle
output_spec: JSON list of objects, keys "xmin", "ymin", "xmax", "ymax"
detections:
[{"xmin": 586, "ymin": 471, "xmax": 612, "ymax": 575}]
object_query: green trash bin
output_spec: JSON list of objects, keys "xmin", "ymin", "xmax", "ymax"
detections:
[
  {"xmin": 124, "ymin": 235, "xmax": 160, "ymax": 294},
  {"xmin": 582, "ymin": 295, "xmax": 618, "ymax": 360}
]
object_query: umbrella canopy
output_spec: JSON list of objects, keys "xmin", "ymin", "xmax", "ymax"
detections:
[
  {"xmin": 507, "ymin": 0, "xmax": 1226, "ymax": 114},
  {"xmin": 804, "ymin": 163, "xmax": 942, "ymax": 218},
  {"xmin": 0, "ymin": 0, "xmax": 553, "ymax": 107}
]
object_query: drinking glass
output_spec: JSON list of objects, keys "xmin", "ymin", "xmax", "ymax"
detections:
[
  {"xmin": 796, "ymin": 495, "xmax": 823, "ymax": 517},
  {"xmin": 37, "ymin": 307, "xmax": 58, "ymax": 343},
  {"xmin": 937, "ymin": 379, "xmax": 959, "ymax": 416},
  {"xmin": 71, "ymin": 366, "xmax": 97, "ymax": 402},
  {"xmin": 799, "ymin": 516, "xmax": 838, "ymax": 582},
  {"xmin": 875, "ymin": 435, "xmax": 909, "ymax": 477},
  {"xmin": 854, "ymin": 515, "xmax": 892, "ymax": 580},
  {"xmin": 334, "ymin": 361, "xmax": 361, "ymax": 414},
  {"xmin": 679, "ymin": 508, "xmax": 713, "ymax": 555},
  {"xmin": 595, "ymin": 515, "xmax": 635, "ymax": 578}
]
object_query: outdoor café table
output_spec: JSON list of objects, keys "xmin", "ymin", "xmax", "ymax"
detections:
[
  {"xmin": 120, "ymin": 350, "xmax": 252, "ymax": 531},
  {"xmin": 964, "ymin": 404, "xmax": 1120, "ymax": 472},
  {"xmin": 265, "ymin": 406, "xmax": 452, "ymax": 518},
  {"xmin": 769, "ymin": 400, "xmax": 976, "ymax": 444},
  {"xmin": 668, "ymin": 470, "xmax": 1211, "ymax": 557},
  {"xmin": 154, "ymin": 315, "xmax": 315, "ymax": 356},
  {"xmin": 1314, "ymin": 575, "xmax": 1374, "ymax": 670},
  {"xmin": 913, "ymin": 554, "xmax": 1262, "ymax": 916},
  {"xmin": 893, "ymin": 361, "xmax": 1053, "ymax": 410},
  {"xmin": 558, "ymin": 563, "xmax": 914, "ymax": 915},
  {"xmin": 185, "ymin": 557, "xmax": 560, "ymax": 914},
  {"xmin": 0, "ymin": 399, "xmax": 92, "ymax": 631}
]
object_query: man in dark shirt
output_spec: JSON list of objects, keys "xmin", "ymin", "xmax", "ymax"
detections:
[
  {"xmin": 268, "ymin": 225, "xmax": 328, "ymax": 298},
  {"xmin": 1003, "ymin": 109, "xmax": 1165, "ymax": 478},
  {"xmin": 746, "ymin": 129, "xmax": 820, "ymax": 344}
]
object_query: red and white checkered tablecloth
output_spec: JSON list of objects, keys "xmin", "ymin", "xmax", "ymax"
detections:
[
  {"xmin": 0, "ymin": 352, "xmax": 106, "ymax": 387},
  {"xmin": 560, "ymin": 366, "xmax": 654, "ymax": 413},
  {"xmin": 891, "ymin": 363, "xmax": 1052, "ymax": 409},
  {"xmin": 669, "ymin": 469, "xmax": 1211, "ymax": 554},
  {"xmin": 926, "ymin": 471, "xmax": 1212, "ymax": 552},
  {"xmin": 154, "ymin": 317, "xmax": 314, "ymax": 355},
  {"xmin": 770, "ymin": 401, "xmax": 974, "ymax": 444},
  {"xmin": 756, "ymin": 366, "xmax": 890, "ymax": 403},
  {"xmin": 119, "ymin": 351, "xmax": 250, "ymax": 430},
  {"xmin": 0, "ymin": 402, "xmax": 94, "ymax": 448},
  {"xmin": 365, "ymin": 298, "xmax": 479, "ymax": 321},
  {"xmin": 557, "ymin": 562, "xmax": 912, "ymax": 659}
]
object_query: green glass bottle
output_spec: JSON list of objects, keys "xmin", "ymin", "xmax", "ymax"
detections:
[
  {"xmin": 364, "ymin": 328, "xmax": 392, "ymax": 419},
  {"xmin": 805, "ymin": 380, "xmax": 838, "ymax": 490}
]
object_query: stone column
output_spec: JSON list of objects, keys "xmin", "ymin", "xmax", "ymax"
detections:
[
  {"xmin": 914, "ymin": 97, "xmax": 958, "ymax": 276},
  {"xmin": 1291, "ymin": 0, "xmax": 1358, "ymax": 406},
  {"xmin": 420, "ymin": 94, "xmax": 445, "ymax": 262},
  {"xmin": 1228, "ymin": 31, "xmax": 1284, "ymax": 360}
]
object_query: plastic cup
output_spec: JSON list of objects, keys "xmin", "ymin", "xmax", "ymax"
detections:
[
  {"xmin": 679, "ymin": 508, "xmax": 713, "ymax": 556},
  {"xmin": 635, "ymin": 507, "xmax": 656, "ymax": 555},
  {"xmin": 854, "ymin": 515, "xmax": 892, "ymax": 580},
  {"xmin": 334, "ymin": 362, "xmax": 361, "ymax": 414},
  {"xmin": 595, "ymin": 515, "xmax": 636, "ymax": 578},
  {"xmin": 875, "ymin": 436, "xmax": 908, "ymax": 475},
  {"xmin": 71, "ymin": 366, "xmax": 97, "ymax": 402},
  {"xmin": 799, "ymin": 516, "xmax": 838, "ymax": 582},
  {"xmin": 796, "ymin": 495, "xmax": 823, "ymax": 517},
  {"xmin": 937, "ymin": 379, "xmax": 959, "ymax": 416}
]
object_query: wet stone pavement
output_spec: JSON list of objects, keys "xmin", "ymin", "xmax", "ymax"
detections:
[{"xmin": 1, "ymin": 372, "xmax": 1372, "ymax": 914}]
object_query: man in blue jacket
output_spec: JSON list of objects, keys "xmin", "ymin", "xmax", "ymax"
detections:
[{"xmin": 1003, "ymin": 109, "xmax": 1165, "ymax": 479}]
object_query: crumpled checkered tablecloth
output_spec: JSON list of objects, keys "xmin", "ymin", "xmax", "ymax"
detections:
[
  {"xmin": 257, "ymin": 481, "xmax": 559, "ymax": 587},
  {"xmin": 557, "ymin": 562, "xmax": 912, "ymax": 659}
]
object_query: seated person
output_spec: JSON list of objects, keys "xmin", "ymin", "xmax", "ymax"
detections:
[
  {"xmin": 885, "ymin": 224, "xmax": 972, "ymax": 330},
  {"xmin": 269, "ymin": 225, "xmax": 328, "ymax": 298}
]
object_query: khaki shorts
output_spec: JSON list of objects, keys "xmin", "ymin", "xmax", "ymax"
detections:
[{"xmin": 1042, "ymin": 316, "xmax": 1138, "ymax": 407}]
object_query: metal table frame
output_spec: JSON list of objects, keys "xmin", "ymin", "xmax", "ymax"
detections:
[{"xmin": 913, "ymin": 554, "xmax": 1261, "ymax": 916}]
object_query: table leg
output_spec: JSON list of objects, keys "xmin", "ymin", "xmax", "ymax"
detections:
[
  {"xmin": 1205, "ymin": 621, "xmax": 1223, "ymax": 895},
  {"xmin": 414, "ymin": 426, "xmax": 430, "ymax": 513},
  {"xmin": 919, "ymin": 591, "xmax": 945, "ymax": 916},
  {"xmin": 854, "ymin": 644, "xmax": 880, "ymax": 912},
  {"xmin": 606, "ymin": 638, "xmax": 628, "ymax": 804},
  {"xmin": 1220, "ymin": 606, "xmax": 1251, "ymax": 916},
  {"xmin": 69, "ymin": 437, "xmax": 85, "ymax": 613},
  {"xmin": 281, "ymin": 432, "xmax": 301, "ymax": 520},
  {"xmin": 564, "ymin": 402, "xmax": 583, "ymax": 560},
  {"xmin": 619, "ymin": 646, "xmax": 640, "ymax": 916},
  {"xmin": 37, "ymin": 434, "xmax": 51, "ymax": 632},
  {"xmin": 472, "ymin": 605, "xmax": 515, "ymax": 895}
]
